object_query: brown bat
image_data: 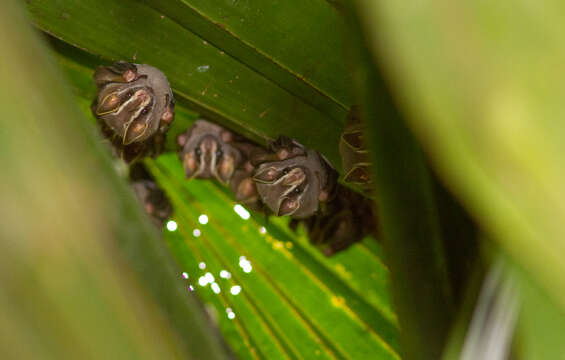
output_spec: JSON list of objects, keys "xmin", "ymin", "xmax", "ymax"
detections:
[
  {"xmin": 92, "ymin": 62, "xmax": 175, "ymax": 162},
  {"xmin": 251, "ymin": 136, "xmax": 338, "ymax": 219},
  {"xmin": 129, "ymin": 163, "xmax": 173, "ymax": 228},
  {"xmin": 176, "ymin": 119, "xmax": 244, "ymax": 185},
  {"xmin": 300, "ymin": 187, "xmax": 377, "ymax": 256},
  {"xmin": 131, "ymin": 179, "xmax": 173, "ymax": 228},
  {"xmin": 339, "ymin": 106, "xmax": 372, "ymax": 186},
  {"xmin": 177, "ymin": 120, "xmax": 267, "ymax": 210}
]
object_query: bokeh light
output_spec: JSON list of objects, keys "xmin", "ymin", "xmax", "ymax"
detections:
[
  {"xmin": 234, "ymin": 204, "xmax": 250, "ymax": 220},
  {"xmin": 166, "ymin": 220, "xmax": 178, "ymax": 231}
]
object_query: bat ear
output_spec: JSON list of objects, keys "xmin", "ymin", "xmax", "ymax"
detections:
[
  {"xmin": 93, "ymin": 62, "xmax": 137, "ymax": 87},
  {"xmin": 216, "ymin": 156, "xmax": 235, "ymax": 185},
  {"xmin": 123, "ymin": 117, "xmax": 149, "ymax": 145},
  {"xmin": 249, "ymin": 150, "xmax": 280, "ymax": 166},
  {"xmin": 182, "ymin": 152, "xmax": 199, "ymax": 179},
  {"xmin": 341, "ymin": 130, "xmax": 364, "ymax": 150},
  {"xmin": 95, "ymin": 92, "xmax": 121, "ymax": 116},
  {"xmin": 269, "ymin": 136, "xmax": 306, "ymax": 159},
  {"xmin": 278, "ymin": 198, "xmax": 299, "ymax": 216},
  {"xmin": 343, "ymin": 165, "xmax": 371, "ymax": 184},
  {"xmin": 252, "ymin": 166, "xmax": 278, "ymax": 184}
]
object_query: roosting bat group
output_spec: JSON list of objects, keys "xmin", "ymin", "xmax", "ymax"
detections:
[{"xmin": 92, "ymin": 61, "xmax": 376, "ymax": 255}]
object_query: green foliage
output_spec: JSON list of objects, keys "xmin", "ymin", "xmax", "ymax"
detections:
[
  {"xmin": 17, "ymin": 0, "xmax": 402, "ymax": 358},
  {"xmin": 48, "ymin": 36, "xmax": 400, "ymax": 360},
  {"xmin": 352, "ymin": 0, "xmax": 565, "ymax": 358},
  {"xmin": 0, "ymin": 1, "xmax": 230, "ymax": 359},
  {"xmin": 355, "ymin": 0, "xmax": 565, "ymax": 314},
  {"xmin": 26, "ymin": 0, "xmax": 349, "ymax": 170},
  {"xmin": 11, "ymin": 0, "xmax": 565, "ymax": 358},
  {"xmin": 148, "ymin": 154, "xmax": 399, "ymax": 359}
]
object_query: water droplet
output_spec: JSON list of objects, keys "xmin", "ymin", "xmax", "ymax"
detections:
[
  {"xmin": 234, "ymin": 204, "xmax": 250, "ymax": 220},
  {"xmin": 197, "ymin": 65, "xmax": 210, "ymax": 73},
  {"xmin": 166, "ymin": 220, "xmax": 177, "ymax": 231},
  {"xmin": 205, "ymin": 272, "xmax": 215, "ymax": 283}
]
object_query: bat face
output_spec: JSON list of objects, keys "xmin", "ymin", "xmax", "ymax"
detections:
[
  {"xmin": 177, "ymin": 120, "xmax": 242, "ymax": 184},
  {"xmin": 253, "ymin": 147, "xmax": 335, "ymax": 219},
  {"xmin": 93, "ymin": 62, "xmax": 174, "ymax": 145}
]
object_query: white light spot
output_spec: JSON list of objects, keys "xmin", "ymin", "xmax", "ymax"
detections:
[
  {"xmin": 166, "ymin": 220, "xmax": 178, "ymax": 231},
  {"xmin": 234, "ymin": 204, "xmax": 250, "ymax": 220},
  {"xmin": 205, "ymin": 272, "xmax": 215, "ymax": 283},
  {"xmin": 198, "ymin": 214, "xmax": 209, "ymax": 225},
  {"xmin": 239, "ymin": 256, "xmax": 253, "ymax": 273},
  {"xmin": 226, "ymin": 307, "xmax": 236, "ymax": 320},
  {"xmin": 199, "ymin": 262, "xmax": 206, "ymax": 270},
  {"xmin": 198, "ymin": 276, "xmax": 208, "ymax": 287},
  {"xmin": 211, "ymin": 282, "xmax": 221, "ymax": 294},
  {"xmin": 259, "ymin": 226, "xmax": 267, "ymax": 234},
  {"xmin": 188, "ymin": 285, "xmax": 194, "ymax": 291},
  {"xmin": 230, "ymin": 285, "xmax": 242, "ymax": 295},
  {"xmin": 220, "ymin": 270, "xmax": 231, "ymax": 279},
  {"xmin": 193, "ymin": 229, "xmax": 201, "ymax": 237},
  {"xmin": 197, "ymin": 65, "xmax": 210, "ymax": 72},
  {"xmin": 182, "ymin": 272, "xmax": 189, "ymax": 279}
]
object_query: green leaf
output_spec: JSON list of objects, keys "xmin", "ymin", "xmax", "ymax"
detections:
[
  {"xmin": 147, "ymin": 153, "xmax": 400, "ymax": 359},
  {"xmin": 24, "ymin": 0, "xmax": 402, "ymax": 357},
  {"xmin": 332, "ymin": 4, "xmax": 456, "ymax": 359},
  {"xmin": 353, "ymin": 0, "xmax": 565, "ymax": 357},
  {"xmin": 354, "ymin": 0, "xmax": 565, "ymax": 311},
  {"xmin": 26, "ymin": 0, "xmax": 348, "ymax": 170},
  {"xmin": 140, "ymin": 0, "xmax": 352, "ymax": 119},
  {"xmin": 53, "ymin": 49, "xmax": 400, "ymax": 358}
]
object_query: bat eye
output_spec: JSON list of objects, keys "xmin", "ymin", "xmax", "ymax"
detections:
[
  {"xmin": 216, "ymin": 149, "xmax": 223, "ymax": 159},
  {"xmin": 126, "ymin": 90, "xmax": 134, "ymax": 99},
  {"xmin": 141, "ymin": 107, "xmax": 149, "ymax": 115},
  {"xmin": 195, "ymin": 147, "xmax": 202, "ymax": 157},
  {"xmin": 294, "ymin": 187, "xmax": 302, "ymax": 194},
  {"xmin": 282, "ymin": 167, "xmax": 290, "ymax": 175}
]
